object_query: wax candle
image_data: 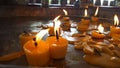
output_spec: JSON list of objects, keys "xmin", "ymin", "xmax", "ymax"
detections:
[
  {"xmin": 92, "ymin": 24, "xmax": 105, "ymax": 39},
  {"xmin": 46, "ymin": 19, "xmax": 68, "ymax": 59},
  {"xmin": 46, "ymin": 36, "xmax": 68, "ymax": 59},
  {"xmin": 91, "ymin": 7, "xmax": 99, "ymax": 22},
  {"xmin": 19, "ymin": 31, "xmax": 37, "ymax": 47},
  {"xmin": 23, "ymin": 29, "xmax": 49, "ymax": 66},
  {"xmin": 63, "ymin": 9, "xmax": 70, "ymax": 21},
  {"xmin": 81, "ymin": 9, "xmax": 90, "ymax": 25},
  {"xmin": 110, "ymin": 14, "xmax": 120, "ymax": 36}
]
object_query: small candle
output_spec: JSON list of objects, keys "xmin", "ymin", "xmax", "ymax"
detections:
[
  {"xmin": 23, "ymin": 29, "xmax": 49, "ymax": 66},
  {"xmin": 92, "ymin": 24, "xmax": 105, "ymax": 39},
  {"xmin": 63, "ymin": 9, "xmax": 70, "ymax": 21},
  {"xmin": 91, "ymin": 7, "xmax": 99, "ymax": 22},
  {"xmin": 110, "ymin": 14, "xmax": 120, "ymax": 37},
  {"xmin": 46, "ymin": 19, "xmax": 68, "ymax": 59},
  {"xmin": 19, "ymin": 31, "xmax": 37, "ymax": 47},
  {"xmin": 81, "ymin": 9, "xmax": 90, "ymax": 25}
]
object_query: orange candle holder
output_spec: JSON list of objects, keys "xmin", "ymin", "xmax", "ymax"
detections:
[
  {"xmin": 46, "ymin": 36, "xmax": 68, "ymax": 59},
  {"xmin": 19, "ymin": 32, "xmax": 37, "ymax": 47},
  {"xmin": 23, "ymin": 40, "xmax": 49, "ymax": 66}
]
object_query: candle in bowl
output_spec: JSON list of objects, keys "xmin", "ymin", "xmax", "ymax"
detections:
[
  {"xmin": 23, "ymin": 29, "xmax": 49, "ymax": 66},
  {"xmin": 19, "ymin": 31, "xmax": 37, "ymax": 47},
  {"xmin": 92, "ymin": 24, "xmax": 105, "ymax": 39},
  {"xmin": 46, "ymin": 20, "xmax": 68, "ymax": 59},
  {"xmin": 110, "ymin": 14, "xmax": 120, "ymax": 36},
  {"xmin": 91, "ymin": 7, "xmax": 99, "ymax": 23}
]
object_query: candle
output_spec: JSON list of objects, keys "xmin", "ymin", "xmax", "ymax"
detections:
[
  {"xmin": 110, "ymin": 14, "xmax": 120, "ymax": 35},
  {"xmin": 81, "ymin": 9, "xmax": 90, "ymax": 25},
  {"xmin": 23, "ymin": 29, "xmax": 49, "ymax": 66},
  {"xmin": 61, "ymin": 9, "xmax": 71, "ymax": 31},
  {"xmin": 46, "ymin": 19, "xmax": 68, "ymax": 59},
  {"xmin": 63, "ymin": 9, "xmax": 70, "ymax": 21},
  {"xmin": 91, "ymin": 7, "xmax": 99, "ymax": 22},
  {"xmin": 110, "ymin": 14, "xmax": 120, "ymax": 41},
  {"xmin": 19, "ymin": 31, "xmax": 37, "ymax": 47},
  {"xmin": 92, "ymin": 24, "xmax": 105, "ymax": 39}
]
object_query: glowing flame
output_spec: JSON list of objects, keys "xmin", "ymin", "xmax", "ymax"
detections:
[
  {"xmin": 36, "ymin": 29, "xmax": 49, "ymax": 42},
  {"xmin": 84, "ymin": 9, "xmax": 88, "ymax": 17},
  {"xmin": 53, "ymin": 15, "xmax": 61, "ymax": 23},
  {"xmin": 63, "ymin": 9, "xmax": 68, "ymax": 16},
  {"xmin": 98, "ymin": 24, "xmax": 104, "ymax": 33},
  {"xmin": 94, "ymin": 7, "xmax": 99, "ymax": 16},
  {"xmin": 114, "ymin": 14, "xmax": 119, "ymax": 26},
  {"xmin": 54, "ymin": 20, "xmax": 61, "ymax": 36}
]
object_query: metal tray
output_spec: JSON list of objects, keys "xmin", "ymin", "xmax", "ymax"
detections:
[{"xmin": 0, "ymin": 17, "xmax": 112, "ymax": 68}]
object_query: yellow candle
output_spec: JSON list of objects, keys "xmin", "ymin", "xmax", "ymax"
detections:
[
  {"xmin": 63, "ymin": 9, "xmax": 70, "ymax": 21},
  {"xmin": 91, "ymin": 7, "xmax": 99, "ymax": 22},
  {"xmin": 92, "ymin": 24, "xmax": 105, "ymax": 39},
  {"xmin": 81, "ymin": 9, "xmax": 90, "ymax": 25},
  {"xmin": 19, "ymin": 32, "xmax": 37, "ymax": 47},
  {"xmin": 46, "ymin": 36, "xmax": 68, "ymax": 59},
  {"xmin": 23, "ymin": 29, "xmax": 49, "ymax": 66}
]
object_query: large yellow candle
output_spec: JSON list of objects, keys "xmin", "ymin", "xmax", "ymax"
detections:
[
  {"xmin": 19, "ymin": 32, "xmax": 37, "ymax": 47},
  {"xmin": 23, "ymin": 29, "xmax": 49, "ymax": 66},
  {"xmin": 46, "ymin": 36, "xmax": 68, "ymax": 59},
  {"xmin": 47, "ymin": 17, "xmax": 68, "ymax": 59}
]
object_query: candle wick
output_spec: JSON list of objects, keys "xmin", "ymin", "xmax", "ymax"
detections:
[
  {"xmin": 56, "ymin": 30, "xmax": 59, "ymax": 40},
  {"xmin": 33, "ymin": 37, "xmax": 36, "ymax": 41},
  {"xmin": 34, "ymin": 42, "xmax": 38, "ymax": 47},
  {"xmin": 33, "ymin": 37, "xmax": 37, "ymax": 47}
]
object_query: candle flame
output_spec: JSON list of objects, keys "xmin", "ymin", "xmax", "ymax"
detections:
[
  {"xmin": 63, "ymin": 9, "xmax": 68, "ymax": 16},
  {"xmin": 54, "ymin": 20, "xmax": 61, "ymax": 36},
  {"xmin": 98, "ymin": 24, "xmax": 104, "ymax": 33},
  {"xmin": 114, "ymin": 14, "xmax": 119, "ymax": 26},
  {"xmin": 94, "ymin": 7, "xmax": 99, "ymax": 16},
  {"xmin": 84, "ymin": 9, "xmax": 88, "ymax": 17},
  {"xmin": 53, "ymin": 15, "xmax": 61, "ymax": 23},
  {"xmin": 36, "ymin": 29, "xmax": 49, "ymax": 42}
]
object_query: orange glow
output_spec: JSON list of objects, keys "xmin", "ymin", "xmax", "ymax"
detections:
[
  {"xmin": 94, "ymin": 7, "xmax": 99, "ymax": 16},
  {"xmin": 63, "ymin": 9, "xmax": 68, "ymax": 15},
  {"xmin": 98, "ymin": 24, "xmax": 104, "ymax": 33},
  {"xmin": 36, "ymin": 29, "xmax": 49, "ymax": 42},
  {"xmin": 114, "ymin": 14, "xmax": 119, "ymax": 26},
  {"xmin": 84, "ymin": 9, "xmax": 88, "ymax": 17}
]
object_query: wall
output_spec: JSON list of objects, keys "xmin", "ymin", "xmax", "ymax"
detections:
[{"xmin": 0, "ymin": 6, "xmax": 120, "ymax": 19}]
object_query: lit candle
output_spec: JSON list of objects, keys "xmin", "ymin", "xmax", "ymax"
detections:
[
  {"xmin": 49, "ymin": 15, "xmax": 61, "ymax": 36},
  {"xmin": 61, "ymin": 9, "xmax": 71, "ymax": 31},
  {"xmin": 63, "ymin": 9, "xmax": 70, "ymax": 21},
  {"xmin": 92, "ymin": 24, "xmax": 105, "ymax": 39},
  {"xmin": 81, "ymin": 9, "xmax": 90, "ymax": 25},
  {"xmin": 46, "ymin": 19, "xmax": 68, "ymax": 59},
  {"xmin": 91, "ymin": 7, "xmax": 99, "ymax": 22},
  {"xmin": 110, "ymin": 14, "xmax": 120, "ymax": 40},
  {"xmin": 19, "ymin": 31, "xmax": 37, "ymax": 47},
  {"xmin": 23, "ymin": 29, "xmax": 49, "ymax": 66},
  {"xmin": 110, "ymin": 14, "xmax": 120, "ymax": 35}
]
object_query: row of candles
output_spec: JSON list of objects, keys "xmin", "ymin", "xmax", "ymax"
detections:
[{"xmin": 19, "ymin": 7, "xmax": 120, "ymax": 66}]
